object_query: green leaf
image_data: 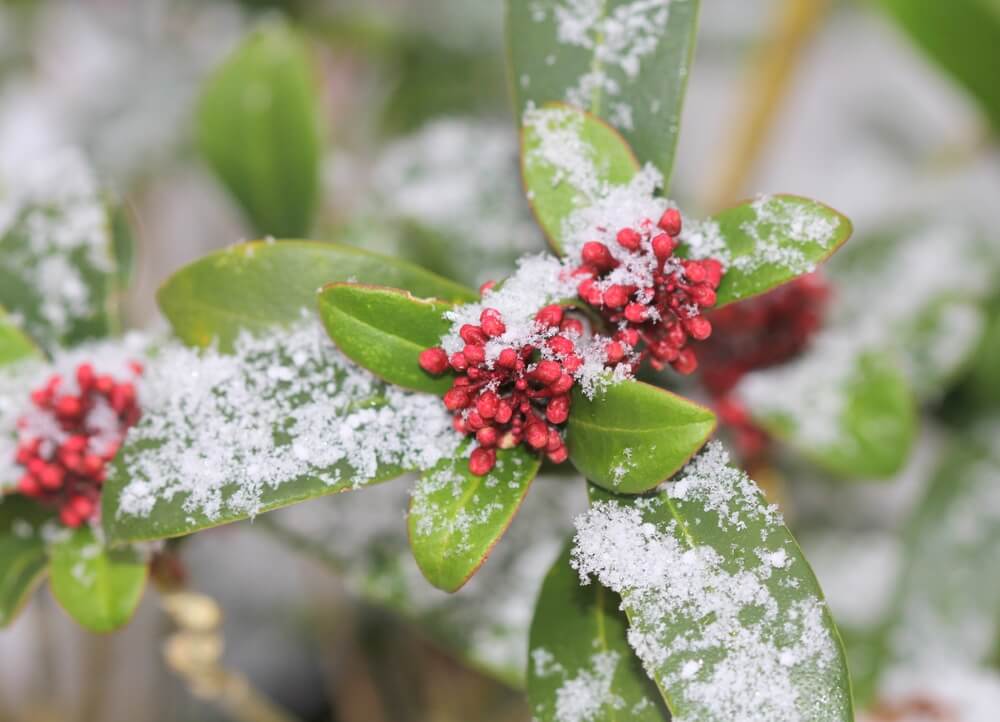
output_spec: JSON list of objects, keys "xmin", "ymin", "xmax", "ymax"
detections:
[
  {"xmin": 408, "ymin": 444, "xmax": 540, "ymax": 592},
  {"xmin": 567, "ymin": 379, "xmax": 716, "ymax": 494},
  {"xmin": 49, "ymin": 525, "xmax": 147, "ymax": 633},
  {"xmin": 574, "ymin": 446, "xmax": 854, "ymax": 722},
  {"xmin": 744, "ymin": 349, "xmax": 917, "ymax": 479},
  {"xmin": 0, "ymin": 496, "xmax": 51, "ymax": 627},
  {"xmin": 0, "ymin": 309, "xmax": 41, "ymax": 366},
  {"xmin": 683, "ymin": 195, "xmax": 853, "ymax": 307},
  {"xmin": 521, "ymin": 103, "xmax": 640, "ymax": 254},
  {"xmin": 318, "ymin": 283, "xmax": 454, "ymax": 394},
  {"xmin": 528, "ymin": 542, "xmax": 670, "ymax": 722},
  {"xmin": 507, "ymin": 0, "xmax": 701, "ymax": 188},
  {"xmin": 197, "ymin": 23, "xmax": 322, "ymax": 237},
  {"xmin": 873, "ymin": 0, "xmax": 1000, "ymax": 131},
  {"xmin": 157, "ymin": 240, "xmax": 476, "ymax": 351}
]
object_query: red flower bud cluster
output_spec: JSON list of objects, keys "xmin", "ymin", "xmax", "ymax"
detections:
[
  {"xmin": 573, "ymin": 208, "xmax": 723, "ymax": 375},
  {"xmin": 419, "ymin": 306, "xmax": 580, "ymax": 476},
  {"xmin": 13, "ymin": 362, "xmax": 143, "ymax": 527}
]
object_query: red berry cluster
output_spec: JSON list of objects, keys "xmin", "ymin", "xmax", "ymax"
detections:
[
  {"xmin": 419, "ymin": 306, "xmax": 582, "ymax": 476},
  {"xmin": 13, "ymin": 362, "xmax": 142, "ymax": 527},
  {"xmin": 698, "ymin": 273, "xmax": 831, "ymax": 461},
  {"xmin": 573, "ymin": 208, "xmax": 723, "ymax": 375}
]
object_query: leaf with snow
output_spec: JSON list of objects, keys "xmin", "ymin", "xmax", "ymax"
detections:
[
  {"xmin": 0, "ymin": 309, "xmax": 41, "ymax": 366},
  {"xmin": 528, "ymin": 542, "xmax": 670, "ymax": 722},
  {"xmin": 508, "ymin": 0, "xmax": 700, "ymax": 187},
  {"xmin": 567, "ymin": 378, "xmax": 716, "ymax": 494},
  {"xmin": 572, "ymin": 443, "xmax": 854, "ymax": 722},
  {"xmin": 158, "ymin": 240, "xmax": 476, "ymax": 352},
  {"xmin": 49, "ymin": 525, "xmax": 147, "ymax": 633},
  {"xmin": 0, "ymin": 495, "xmax": 51, "ymax": 627},
  {"xmin": 318, "ymin": 283, "xmax": 455, "ymax": 395},
  {"xmin": 408, "ymin": 443, "xmax": 540, "ymax": 592},
  {"xmin": 197, "ymin": 23, "xmax": 322, "ymax": 238},
  {"xmin": 738, "ymin": 337, "xmax": 916, "ymax": 479},
  {"xmin": 521, "ymin": 104, "xmax": 640, "ymax": 254},
  {"xmin": 102, "ymin": 320, "xmax": 463, "ymax": 543},
  {"xmin": 680, "ymin": 195, "xmax": 852, "ymax": 307},
  {"xmin": 0, "ymin": 149, "xmax": 121, "ymax": 351}
]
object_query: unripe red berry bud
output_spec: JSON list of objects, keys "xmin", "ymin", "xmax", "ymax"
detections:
[
  {"xmin": 495, "ymin": 400, "xmax": 514, "ymax": 424},
  {"xmin": 578, "ymin": 278, "xmax": 604, "ymax": 306},
  {"xmin": 658, "ymin": 208, "xmax": 682, "ymax": 236},
  {"xmin": 546, "ymin": 429, "xmax": 563, "ymax": 453},
  {"xmin": 76, "ymin": 363, "xmax": 95, "ymax": 390},
  {"xmin": 453, "ymin": 415, "xmax": 469, "ymax": 434},
  {"xmin": 466, "ymin": 411, "xmax": 486, "ymax": 431},
  {"xmin": 605, "ymin": 341, "xmax": 625, "ymax": 364},
  {"xmin": 651, "ymin": 233, "xmax": 676, "ymax": 260},
  {"xmin": 702, "ymin": 258, "xmax": 724, "ymax": 287},
  {"xmin": 547, "ymin": 335, "xmax": 575, "ymax": 356},
  {"xmin": 17, "ymin": 474, "xmax": 40, "ymax": 497},
  {"xmin": 444, "ymin": 388, "xmax": 471, "ymax": 410},
  {"xmin": 525, "ymin": 423, "xmax": 549, "ymax": 450},
  {"xmin": 476, "ymin": 426, "xmax": 499, "ymax": 448},
  {"xmin": 419, "ymin": 347, "xmax": 449, "ymax": 375},
  {"xmin": 561, "ymin": 318, "xmax": 584, "ymax": 336},
  {"xmin": 96, "ymin": 375, "xmax": 114, "ymax": 395},
  {"xmin": 624, "ymin": 303, "xmax": 649, "ymax": 323},
  {"xmin": 39, "ymin": 464, "xmax": 64, "ymax": 491},
  {"xmin": 69, "ymin": 494, "xmax": 95, "ymax": 521},
  {"xmin": 672, "ymin": 348, "xmax": 698, "ymax": 375},
  {"xmin": 617, "ymin": 328, "xmax": 640, "ymax": 347},
  {"xmin": 497, "ymin": 348, "xmax": 519, "ymax": 368},
  {"xmin": 59, "ymin": 506, "xmax": 82, "ymax": 528},
  {"xmin": 55, "ymin": 395, "xmax": 83, "ymax": 419},
  {"xmin": 548, "ymin": 446, "xmax": 569, "ymax": 464},
  {"xmin": 479, "ymin": 280, "xmax": 496, "ymax": 295},
  {"xmin": 476, "ymin": 391, "xmax": 500, "ymax": 419},
  {"xmin": 616, "ymin": 227, "xmax": 642, "ymax": 251},
  {"xmin": 480, "ymin": 308, "xmax": 506, "ymax": 337},
  {"xmin": 551, "ymin": 373, "xmax": 574, "ymax": 395},
  {"xmin": 82, "ymin": 454, "xmax": 104, "ymax": 477},
  {"xmin": 581, "ymin": 241, "xmax": 616, "ymax": 270},
  {"xmin": 460, "ymin": 324, "xmax": 488, "ymax": 346},
  {"xmin": 690, "ymin": 285, "xmax": 717, "ymax": 307},
  {"xmin": 546, "ymin": 395, "xmax": 570, "ymax": 424},
  {"xmin": 469, "ymin": 447, "xmax": 497, "ymax": 476},
  {"xmin": 563, "ymin": 354, "xmax": 583, "ymax": 373},
  {"xmin": 684, "ymin": 261, "xmax": 707, "ymax": 284},
  {"xmin": 536, "ymin": 305, "xmax": 564, "ymax": 328},
  {"xmin": 716, "ymin": 397, "xmax": 749, "ymax": 426},
  {"xmin": 603, "ymin": 284, "xmax": 630, "ymax": 309},
  {"xmin": 532, "ymin": 360, "xmax": 562, "ymax": 385},
  {"xmin": 463, "ymin": 344, "xmax": 486, "ymax": 366},
  {"xmin": 684, "ymin": 316, "xmax": 712, "ymax": 340},
  {"xmin": 449, "ymin": 353, "xmax": 468, "ymax": 371},
  {"xmin": 667, "ymin": 323, "xmax": 687, "ymax": 347}
]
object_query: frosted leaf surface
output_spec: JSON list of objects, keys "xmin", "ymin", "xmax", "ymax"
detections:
[
  {"xmin": 108, "ymin": 320, "xmax": 461, "ymax": 537},
  {"xmin": 571, "ymin": 442, "xmax": 852, "ymax": 722}
]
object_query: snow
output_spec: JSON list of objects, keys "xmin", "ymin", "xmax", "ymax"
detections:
[
  {"xmin": 552, "ymin": 651, "xmax": 624, "ymax": 722},
  {"xmin": 115, "ymin": 319, "xmax": 462, "ymax": 523},
  {"xmin": 570, "ymin": 442, "xmax": 847, "ymax": 722}
]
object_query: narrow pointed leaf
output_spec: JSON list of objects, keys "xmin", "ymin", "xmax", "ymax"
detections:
[
  {"xmin": 681, "ymin": 195, "xmax": 852, "ymax": 307},
  {"xmin": 409, "ymin": 444, "xmax": 540, "ymax": 592},
  {"xmin": 573, "ymin": 445, "xmax": 854, "ymax": 722},
  {"xmin": 0, "ymin": 496, "xmax": 51, "ymax": 626},
  {"xmin": 567, "ymin": 379, "xmax": 716, "ymax": 494},
  {"xmin": 528, "ymin": 542, "xmax": 670, "ymax": 722},
  {"xmin": 507, "ymin": 0, "xmax": 701, "ymax": 187},
  {"xmin": 49, "ymin": 525, "xmax": 147, "ymax": 632},
  {"xmin": 157, "ymin": 240, "xmax": 476, "ymax": 351},
  {"xmin": 0, "ymin": 310, "xmax": 41, "ymax": 366},
  {"xmin": 197, "ymin": 24, "xmax": 322, "ymax": 237},
  {"xmin": 521, "ymin": 103, "xmax": 639, "ymax": 254},
  {"xmin": 318, "ymin": 283, "xmax": 454, "ymax": 394}
]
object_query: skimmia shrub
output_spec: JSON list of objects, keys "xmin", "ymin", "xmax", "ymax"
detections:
[{"xmin": 1, "ymin": 4, "xmax": 997, "ymax": 722}]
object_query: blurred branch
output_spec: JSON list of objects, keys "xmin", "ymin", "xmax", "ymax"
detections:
[{"xmin": 703, "ymin": 0, "xmax": 832, "ymax": 211}]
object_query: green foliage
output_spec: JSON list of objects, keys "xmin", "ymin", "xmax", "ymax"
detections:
[
  {"xmin": 528, "ymin": 543, "xmax": 670, "ymax": 721},
  {"xmin": 521, "ymin": 104, "xmax": 639, "ymax": 254},
  {"xmin": 873, "ymin": 0, "xmax": 1000, "ymax": 130},
  {"xmin": 197, "ymin": 24, "xmax": 322, "ymax": 237},
  {"xmin": 567, "ymin": 380, "xmax": 716, "ymax": 493},
  {"xmin": 0, "ymin": 496, "xmax": 50, "ymax": 627},
  {"xmin": 0, "ymin": 309, "xmax": 41, "ymax": 365},
  {"xmin": 318, "ymin": 283, "xmax": 455, "ymax": 394},
  {"xmin": 48, "ymin": 526, "xmax": 147, "ymax": 633},
  {"xmin": 507, "ymin": 0, "xmax": 701, "ymax": 188},
  {"xmin": 408, "ymin": 444, "xmax": 541, "ymax": 592},
  {"xmin": 157, "ymin": 240, "xmax": 475, "ymax": 351}
]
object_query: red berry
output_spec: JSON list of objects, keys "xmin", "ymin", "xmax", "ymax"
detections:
[
  {"xmin": 495, "ymin": 400, "xmax": 514, "ymax": 424},
  {"xmin": 463, "ymin": 344, "xmax": 486, "ymax": 366},
  {"xmin": 419, "ymin": 347, "xmax": 449, "ymax": 375},
  {"xmin": 562, "ymin": 354, "xmax": 582, "ymax": 373},
  {"xmin": 469, "ymin": 447, "xmax": 497, "ymax": 476},
  {"xmin": 76, "ymin": 363, "xmax": 95, "ymax": 390},
  {"xmin": 605, "ymin": 341, "xmax": 625, "ymax": 364},
  {"xmin": 684, "ymin": 261, "xmax": 707, "ymax": 284},
  {"xmin": 548, "ymin": 446, "xmax": 569, "ymax": 464},
  {"xmin": 55, "ymin": 395, "xmax": 83, "ymax": 419},
  {"xmin": 702, "ymin": 258, "xmax": 724, "ymax": 287},
  {"xmin": 652, "ymin": 233, "xmax": 676, "ymax": 260},
  {"xmin": 685, "ymin": 316, "xmax": 712, "ymax": 340},
  {"xmin": 550, "ymin": 373, "xmax": 574, "ymax": 395},
  {"xmin": 624, "ymin": 303, "xmax": 648, "ymax": 323},
  {"xmin": 17, "ymin": 474, "xmax": 40, "ymax": 496},
  {"xmin": 672, "ymin": 348, "xmax": 698, "ymax": 375},
  {"xmin": 449, "ymin": 353, "xmax": 468, "ymax": 371},
  {"xmin": 535, "ymin": 305, "xmax": 564, "ymax": 328},
  {"xmin": 443, "ymin": 388, "xmax": 471, "ymax": 410},
  {"xmin": 460, "ymin": 324, "xmax": 488, "ymax": 346},
  {"xmin": 497, "ymin": 348, "xmax": 519, "ymax": 369},
  {"xmin": 547, "ymin": 335, "xmax": 575, "ymax": 356},
  {"xmin": 59, "ymin": 506, "xmax": 82, "ymax": 528},
  {"xmin": 476, "ymin": 391, "xmax": 500, "ymax": 419},
  {"xmin": 561, "ymin": 318, "xmax": 585, "ymax": 336},
  {"xmin": 546, "ymin": 395, "xmax": 570, "ymax": 424},
  {"xmin": 581, "ymin": 242, "xmax": 616, "ymax": 270},
  {"xmin": 532, "ymin": 360, "xmax": 562, "ymax": 386},
  {"xmin": 690, "ymin": 285, "xmax": 717, "ymax": 307},
  {"xmin": 476, "ymin": 427, "xmax": 499, "ymax": 448},
  {"xmin": 479, "ymin": 280, "xmax": 496, "ymax": 295},
  {"xmin": 658, "ymin": 208, "xmax": 682, "ymax": 236},
  {"xmin": 616, "ymin": 227, "xmax": 642, "ymax": 251},
  {"xmin": 480, "ymin": 308, "xmax": 506, "ymax": 337},
  {"xmin": 603, "ymin": 284, "xmax": 630, "ymax": 309},
  {"xmin": 525, "ymin": 423, "xmax": 549, "ymax": 450}
]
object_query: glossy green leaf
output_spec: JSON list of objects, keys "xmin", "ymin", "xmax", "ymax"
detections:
[
  {"xmin": 49, "ymin": 525, "xmax": 147, "ymax": 632},
  {"xmin": 528, "ymin": 542, "xmax": 670, "ymax": 721},
  {"xmin": 318, "ymin": 283, "xmax": 454, "ymax": 394},
  {"xmin": 157, "ymin": 240, "xmax": 476, "ymax": 351},
  {"xmin": 746, "ymin": 350, "xmax": 916, "ymax": 479},
  {"xmin": 684, "ymin": 195, "xmax": 853, "ymax": 307},
  {"xmin": 197, "ymin": 24, "xmax": 322, "ymax": 237},
  {"xmin": 408, "ymin": 444, "xmax": 541, "ymax": 592},
  {"xmin": 521, "ymin": 103, "xmax": 639, "ymax": 254},
  {"xmin": 567, "ymin": 379, "xmax": 716, "ymax": 494},
  {"xmin": 575, "ymin": 447, "xmax": 854, "ymax": 722},
  {"xmin": 873, "ymin": 0, "xmax": 1000, "ymax": 130},
  {"xmin": 0, "ymin": 496, "xmax": 51, "ymax": 627},
  {"xmin": 0, "ymin": 309, "xmax": 41, "ymax": 366},
  {"xmin": 507, "ymin": 0, "xmax": 701, "ymax": 188}
]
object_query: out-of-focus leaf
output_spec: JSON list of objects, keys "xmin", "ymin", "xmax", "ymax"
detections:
[
  {"xmin": 0, "ymin": 309, "xmax": 41, "ymax": 366},
  {"xmin": 197, "ymin": 24, "xmax": 322, "ymax": 237},
  {"xmin": 157, "ymin": 240, "xmax": 476, "ymax": 351},
  {"xmin": 507, "ymin": 0, "xmax": 701, "ymax": 188},
  {"xmin": 0, "ymin": 496, "xmax": 50, "ymax": 627}
]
